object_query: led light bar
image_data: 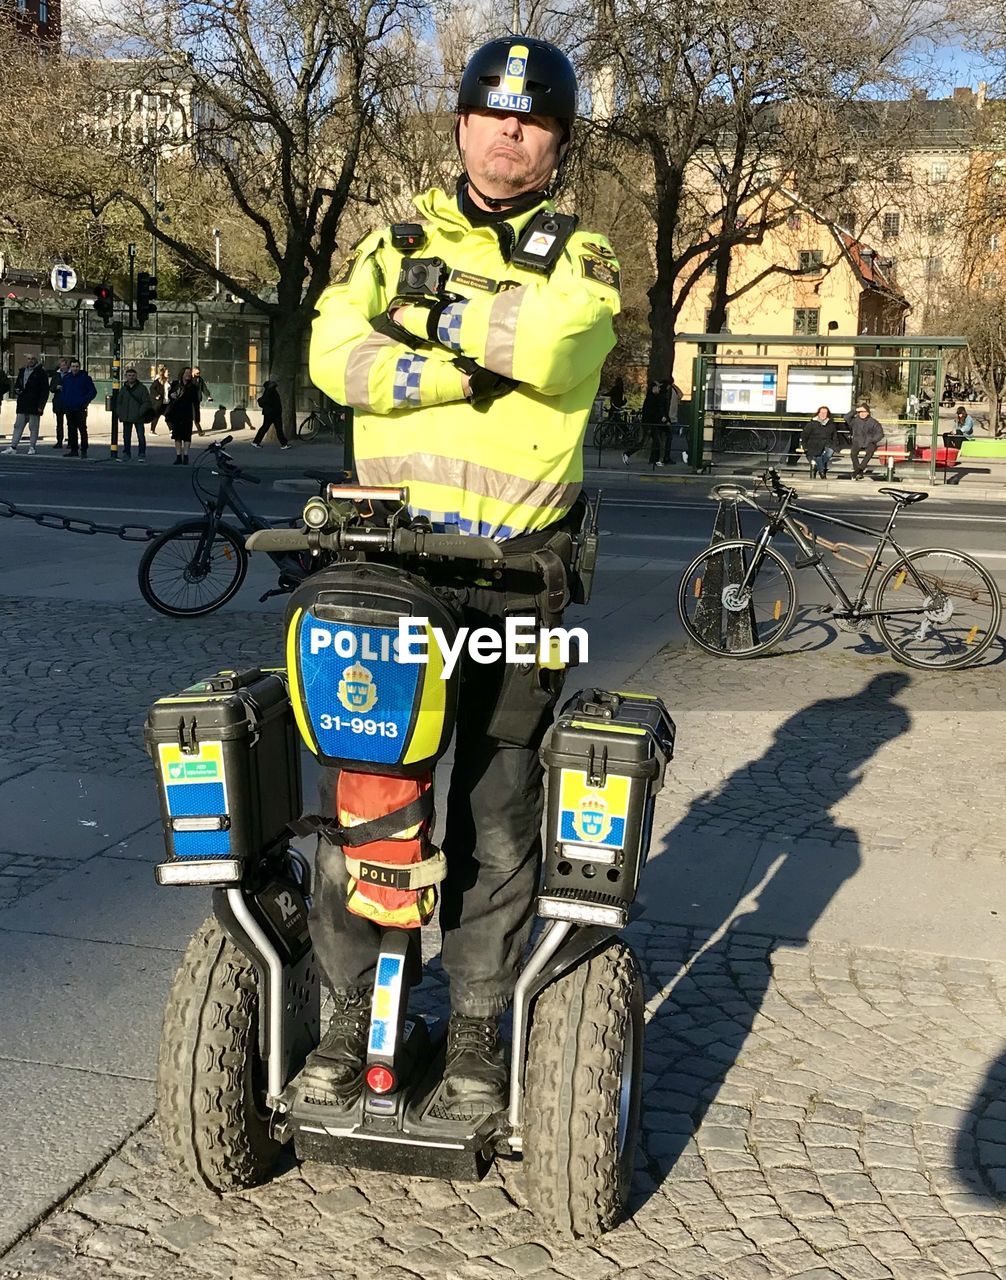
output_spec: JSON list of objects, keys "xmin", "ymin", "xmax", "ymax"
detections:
[
  {"xmin": 156, "ymin": 859, "xmax": 242, "ymax": 886},
  {"xmin": 537, "ymin": 897, "xmax": 626, "ymax": 928},
  {"xmin": 170, "ymin": 815, "xmax": 230, "ymax": 833}
]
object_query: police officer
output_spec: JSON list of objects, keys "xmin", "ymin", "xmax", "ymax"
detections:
[{"xmin": 303, "ymin": 36, "xmax": 620, "ymax": 1118}]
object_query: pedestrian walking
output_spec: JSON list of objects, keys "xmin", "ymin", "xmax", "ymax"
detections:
[
  {"xmin": 116, "ymin": 367, "xmax": 154, "ymax": 462},
  {"xmin": 623, "ymin": 378, "xmax": 670, "ymax": 467},
  {"xmin": 252, "ymin": 379, "xmax": 290, "ymax": 449},
  {"xmin": 149, "ymin": 365, "xmax": 170, "ymax": 433},
  {"xmin": 165, "ymin": 365, "xmax": 200, "ymax": 464},
  {"xmin": 2, "ymin": 355, "xmax": 49, "ymax": 455},
  {"xmin": 60, "ymin": 359, "xmax": 97, "ymax": 458},
  {"xmin": 49, "ymin": 358, "xmax": 68, "ymax": 449},
  {"xmin": 801, "ymin": 405, "xmax": 841, "ymax": 479},
  {"xmin": 845, "ymin": 401, "xmax": 885, "ymax": 479},
  {"xmin": 0, "ymin": 366, "xmax": 11, "ymax": 437},
  {"xmin": 191, "ymin": 366, "xmax": 212, "ymax": 435}
]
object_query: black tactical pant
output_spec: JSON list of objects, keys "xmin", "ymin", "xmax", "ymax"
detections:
[{"xmin": 308, "ymin": 585, "xmax": 561, "ymax": 1019}]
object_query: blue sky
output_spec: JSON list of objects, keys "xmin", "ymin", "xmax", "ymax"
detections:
[{"xmin": 929, "ymin": 41, "xmax": 999, "ymax": 89}]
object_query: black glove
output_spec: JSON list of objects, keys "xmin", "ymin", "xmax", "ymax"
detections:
[{"xmin": 454, "ymin": 355, "xmax": 517, "ymax": 408}]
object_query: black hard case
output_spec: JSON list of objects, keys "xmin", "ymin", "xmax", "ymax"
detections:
[{"xmin": 144, "ymin": 668, "xmax": 302, "ymax": 863}]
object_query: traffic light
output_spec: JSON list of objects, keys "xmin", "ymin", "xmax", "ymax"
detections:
[
  {"xmin": 136, "ymin": 271, "xmax": 158, "ymax": 329},
  {"xmin": 93, "ymin": 284, "xmax": 114, "ymax": 327}
]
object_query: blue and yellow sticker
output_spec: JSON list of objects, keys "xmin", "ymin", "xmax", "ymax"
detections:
[
  {"xmin": 487, "ymin": 43, "xmax": 532, "ymax": 113},
  {"xmin": 558, "ymin": 768, "xmax": 631, "ymax": 850},
  {"xmin": 157, "ymin": 741, "xmax": 232, "ymax": 857},
  {"xmin": 368, "ymin": 952, "xmax": 404, "ymax": 1056}
]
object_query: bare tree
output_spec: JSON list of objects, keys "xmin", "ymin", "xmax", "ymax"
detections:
[
  {"xmin": 0, "ymin": 0, "xmax": 428, "ymax": 411},
  {"xmin": 570, "ymin": 0, "xmax": 950, "ymax": 381}
]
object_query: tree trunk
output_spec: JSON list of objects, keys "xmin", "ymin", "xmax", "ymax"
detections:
[
  {"xmin": 268, "ymin": 309, "xmax": 309, "ymax": 441},
  {"xmin": 705, "ymin": 242, "xmax": 732, "ymax": 335}
]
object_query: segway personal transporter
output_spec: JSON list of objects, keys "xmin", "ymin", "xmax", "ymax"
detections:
[{"xmin": 146, "ymin": 486, "xmax": 675, "ymax": 1240}]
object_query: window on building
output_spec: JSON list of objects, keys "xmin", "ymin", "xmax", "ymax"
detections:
[
  {"xmin": 798, "ymin": 249, "xmax": 824, "ymax": 272},
  {"xmin": 15, "ymin": 0, "xmax": 25, "ymax": 13},
  {"xmin": 39, "ymin": 0, "xmax": 47, "ymax": 21},
  {"xmin": 885, "ymin": 162, "xmax": 904, "ymax": 183},
  {"xmin": 928, "ymin": 213, "xmax": 946, "ymax": 235},
  {"xmin": 931, "ymin": 160, "xmax": 949, "ymax": 184},
  {"xmin": 981, "ymin": 270, "xmax": 1001, "ymax": 291},
  {"xmin": 993, "ymin": 160, "xmax": 1006, "ymax": 187},
  {"xmin": 925, "ymin": 258, "xmax": 943, "ymax": 280},
  {"xmin": 882, "ymin": 212, "xmax": 901, "ymax": 240},
  {"xmin": 794, "ymin": 308, "xmax": 820, "ymax": 335},
  {"xmin": 837, "ymin": 210, "xmax": 856, "ymax": 235},
  {"xmin": 842, "ymin": 164, "xmax": 858, "ymax": 187},
  {"xmin": 786, "ymin": 213, "xmax": 801, "ymax": 230}
]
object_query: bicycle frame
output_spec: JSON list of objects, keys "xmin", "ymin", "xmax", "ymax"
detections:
[
  {"xmin": 732, "ymin": 488, "xmax": 939, "ymax": 619},
  {"xmin": 193, "ymin": 463, "xmax": 302, "ymax": 577}
]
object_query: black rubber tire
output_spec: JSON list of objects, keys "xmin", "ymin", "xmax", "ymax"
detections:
[
  {"xmin": 873, "ymin": 546, "xmax": 1002, "ymax": 670},
  {"xmin": 156, "ymin": 915, "xmax": 283, "ymax": 1192},
  {"xmin": 677, "ymin": 538, "xmax": 798, "ymax": 657},
  {"xmin": 522, "ymin": 941, "xmax": 644, "ymax": 1241},
  {"xmin": 138, "ymin": 519, "xmax": 248, "ymax": 618},
  {"xmin": 297, "ymin": 412, "xmax": 320, "ymax": 441}
]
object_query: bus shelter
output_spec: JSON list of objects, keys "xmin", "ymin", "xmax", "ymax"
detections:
[{"xmin": 679, "ymin": 333, "xmax": 969, "ymax": 486}]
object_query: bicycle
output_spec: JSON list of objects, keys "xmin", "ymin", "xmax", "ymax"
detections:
[
  {"xmin": 591, "ymin": 408, "xmax": 643, "ymax": 452},
  {"xmin": 297, "ymin": 401, "xmax": 347, "ymax": 443},
  {"xmin": 137, "ymin": 437, "xmax": 337, "ymax": 617},
  {"xmin": 677, "ymin": 467, "xmax": 1002, "ymax": 670}
]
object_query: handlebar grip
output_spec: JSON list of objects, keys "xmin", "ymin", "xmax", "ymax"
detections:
[
  {"xmin": 219, "ymin": 435, "xmax": 233, "ymax": 447},
  {"xmin": 245, "ymin": 528, "xmax": 308, "ymax": 553},
  {"xmin": 405, "ymin": 531, "xmax": 504, "ymax": 561}
]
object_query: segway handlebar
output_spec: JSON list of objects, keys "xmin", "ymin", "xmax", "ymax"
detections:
[{"xmin": 245, "ymin": 525, "xmax": 505, "ymax": 563}]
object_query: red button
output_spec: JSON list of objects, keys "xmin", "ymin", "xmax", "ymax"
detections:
[{"xmin": 366, "ymin": 1065, "xmax": 396, "ymax": 1094}]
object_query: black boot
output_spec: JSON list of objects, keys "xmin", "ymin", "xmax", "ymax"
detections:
[
  {"xmin": 438, "ymin": 1014, "xmax": 507, "ymax": 1119},
  {"xmin": 297, "ymin": 989, "xmax": 370, "ymax": 1105}
]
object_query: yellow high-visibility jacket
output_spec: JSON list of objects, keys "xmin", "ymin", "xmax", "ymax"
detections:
[{"xmin": 309, "ymin": 187, "xmax": 620, "ymax": 540}]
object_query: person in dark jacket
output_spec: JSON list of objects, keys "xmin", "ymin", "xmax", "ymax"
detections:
[
  {"xmin": 149, "ymin": 365, "xmax": 170, "ymax": 433},
  {"xmin": 49, "ymin": 358, "xmax": 68, "ymax": 449},
  {"xmin": 801, "ymin": 405, "xmax": 841, "ymax": 479},
  {"xmin": 60, "ymin": 359, "xmax": 97, "ymax": 458},
  {"xmin": 844, "ymin": 402, "xmax": 885, "ymax": 479},
  {"xmin": 252, "ymin": 379, "xmax": 290, "ymax": 449},
  {"xmin": 116, "ymin": 367, "xmax": 154, "ymax": 461},
  {"xmin": 191, "ymin": 366, "xmax": 213, "ymax": 435},
  {"xmin": 623, "ymin": 378, "xmax": 670, "ymax": 467},
  {"xmin": 943, "ymin": 404, "xmax": 977, "ymax": 450},
  {"xmin": 166, "ymin": 366, "xmax": 201, "ymax": 464},
  {"xmin": 2, "ymin": 355, "xmax": 49, "ymax": 455}
]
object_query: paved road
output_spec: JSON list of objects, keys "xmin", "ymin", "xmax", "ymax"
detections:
[{"xmin": 3, "ymin": 464, "xmax": 1006, "ymax": 1278}]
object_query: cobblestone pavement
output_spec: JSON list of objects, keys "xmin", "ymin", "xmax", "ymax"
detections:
[
  {"xmin": 6, "ymin": 607, "xmax": 1006, "ymax": 1277},
  {"xmin": 0, "ymin": 596, "xmax": 279, "ymax": 903}
]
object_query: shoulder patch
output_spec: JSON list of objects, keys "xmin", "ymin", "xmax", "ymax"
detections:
[
  {"xmin": 332, "ymin": 252, "xmax": 360, "ymax": 286},
  {"xmin": 581, "ymin": 239, "xmax": 617, "ymax": 260},
  {"xmin": 580, "ymin": 254, "xmax": 621, "ymax": 292}
]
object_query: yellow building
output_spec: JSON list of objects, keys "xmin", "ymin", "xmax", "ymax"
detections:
[{"xmin": 675, "ymin": 198, "xmax": 909, "ymax": 400}]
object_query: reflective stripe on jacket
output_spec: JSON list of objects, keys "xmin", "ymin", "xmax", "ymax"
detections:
[{"xmin": 309, "ymin": 187, "xmax": 619, "ymax": 540}]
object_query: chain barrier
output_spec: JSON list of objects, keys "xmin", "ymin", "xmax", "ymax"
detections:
[{"xmin": 0, "ymin": 498, "xmax": 163, "ymax": 543}]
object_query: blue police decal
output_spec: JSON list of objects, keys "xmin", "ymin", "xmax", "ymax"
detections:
[{"xmin": 298, "ymin": 614, "xmax": 419, "ymax": 764}]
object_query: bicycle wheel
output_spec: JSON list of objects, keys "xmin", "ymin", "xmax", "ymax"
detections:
[
  {"xmin": 297, "ymin": 412, "xmax": 321, "ymax": 441},
  {"xmin": 139, "ymin": 519, "xmax": 248, "ymax": 618},
  {"xmin": 873, "ymin": 547, "xmax": 1002, "ymax": 670},
  {"xmin": 678, "ymin": 539, "xmax": 798, "ymax": 657}
]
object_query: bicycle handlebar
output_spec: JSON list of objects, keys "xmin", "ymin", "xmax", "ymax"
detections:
[{"xmin": 245, "ymin": 525, "xmax": 505, "ymax": 562}]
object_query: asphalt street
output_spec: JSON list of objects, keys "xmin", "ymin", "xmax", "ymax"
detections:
[{"xmin": 3, "ymin": 453, "xmax": 1006, "ymax": 1278}]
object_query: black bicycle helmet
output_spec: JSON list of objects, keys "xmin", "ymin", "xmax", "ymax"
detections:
[{"xmin": 457, "ymin": 36, "xmax": 577, "ymax": 131}]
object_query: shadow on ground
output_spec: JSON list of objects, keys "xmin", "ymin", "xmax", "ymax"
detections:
[{"xmin": 631, "ymin": 671, "xmax": 913, "ymax": 1213}]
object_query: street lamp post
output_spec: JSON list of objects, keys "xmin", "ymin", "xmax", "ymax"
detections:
[{"xmin": 213, "ymin": 228, "xmax": 221, "ymax": 297}]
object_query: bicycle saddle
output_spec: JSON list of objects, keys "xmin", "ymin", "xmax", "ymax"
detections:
[{"xmin": 878, "ymin": 488, "xmax": 928, "ymax": 505}]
